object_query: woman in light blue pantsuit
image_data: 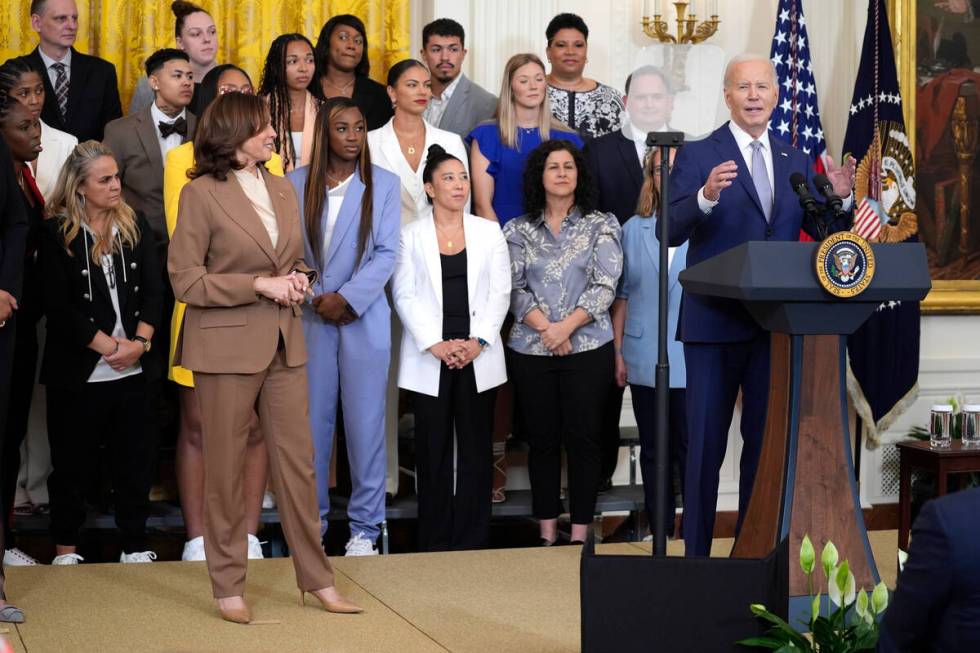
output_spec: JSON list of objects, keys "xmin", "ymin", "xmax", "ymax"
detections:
[{"xmin": 288, "ymin": 98, "xmax": 401, "ymax": 556}]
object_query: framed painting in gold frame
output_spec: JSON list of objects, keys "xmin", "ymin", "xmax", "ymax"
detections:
[{"xmin": 893, "ymin": 0, "xmax": 980, "ymax": 313}]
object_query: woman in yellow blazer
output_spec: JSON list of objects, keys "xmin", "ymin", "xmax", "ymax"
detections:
[
  {"xmin": 168, "ymin": 92, "xmax": 361, "ymax": 622},
  {"xmin": 163, "ymin": 64, "xmax": 282, "ymax": 563}
]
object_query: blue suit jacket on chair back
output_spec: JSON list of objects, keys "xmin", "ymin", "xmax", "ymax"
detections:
[
  {"xmin": 618, "ymin": 215, "xmax": 687, "ymax": 388},
  {"xmin": 287, "ymin": 164, "xmax": 401, "ymax": 320},
  {"xmin": 661, "ymin": 122, "xmax": 848, "ymax": 344}
]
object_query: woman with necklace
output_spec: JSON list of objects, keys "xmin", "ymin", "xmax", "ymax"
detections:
[
  {"xmin": 259, "ymin": 34, "xmax": 319, "ymax": 172},
  {"xmin": 39, "ymin": 140, "xmax": 164, "ymax": 566},
  {"xmin": 544, "ymin": 13, "xmax": 625, "ymax": 139},
  {"xmin": 393, "ymin": 144, "xmax": 510, "ymax": 551},
  {"xmin": 288, "ymin": 97, "xmax": 400, "ymax": 556},
  {"xmin": 367, "ymin": 58, "xmax": 468, "ymax": 515},
  {"xmin": 312, "ymin": 15, "xmax": 392, "ymax": 131}
]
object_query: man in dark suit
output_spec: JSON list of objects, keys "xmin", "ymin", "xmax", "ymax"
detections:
[
  {"xmin": 420, "ymin": 18, "xmax": 497, "ymax": 139},
  {"xmin": 879, "ymin": 487, "xmax": 980, "ymax": 652},
  {"xmin": 103, "ymin": 49, "xmax": 196, "ymax": 247},
  {"xmin": 664, "ymin": 53, "xmax": 855, "ymax": 556},
  {"xmin": 585, "ymin": 65, "xmax": 681, "ymax": 490},
  {"xmin": 586, "ymin": 65, "xmax": 678, "ymax": 225},
  {"xmin": 25, "ymin": 0, "xmax": 122, "ymax": 143},
  {"xmin": 0, "ymin": 138, "xmax": 28, "ymax": 623}
]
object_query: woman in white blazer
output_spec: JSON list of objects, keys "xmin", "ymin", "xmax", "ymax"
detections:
[
  {"xmin": 393, "ymin": 145, "xmax": 510, "ymax": 551},
  {"xmin": 367, "ymin": 59, "xmax": 469, "ymax": 499}
]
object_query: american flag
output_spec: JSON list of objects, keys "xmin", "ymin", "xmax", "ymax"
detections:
[
  {"xmin": 852, "ymin": 197, "xmax": 886, "ymax": 241},
  {"xmin": 768, "ymin": 0, "xmax": 828, "ymax": 174}
]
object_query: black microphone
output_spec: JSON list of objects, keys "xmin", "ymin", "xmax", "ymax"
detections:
[
  {"xmin": 813, "ymin": 173, "xmax": 845, "ymax": 216},
  {"xmin": 789, "ymin": 172, "xmax": 820, "ymax": 216},
  {"xmin": 790, "ymin": 172, "xmax": 827, "ymax": 240}
]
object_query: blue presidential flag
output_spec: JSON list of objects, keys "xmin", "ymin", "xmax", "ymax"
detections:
[{"xmin": 843, "ymin": 0, "xmax": 921, "ymax": 447}]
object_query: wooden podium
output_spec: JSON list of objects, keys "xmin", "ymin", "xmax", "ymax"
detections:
[{"xmin": 680, "ymin": 241, "xmax": 931, "ymax": 601}]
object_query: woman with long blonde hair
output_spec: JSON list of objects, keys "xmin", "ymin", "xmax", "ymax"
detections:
[
  {"xmin": 39, "ymin": 140, "xmax": 163, "ymax": 566},
  {"xmin": 468, "ymin": 53, "xmax": 583, "ymax": 226}
]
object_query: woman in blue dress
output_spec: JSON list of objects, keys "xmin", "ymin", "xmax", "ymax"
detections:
[{"xmin": 468, "ymin": 53, "xmax": 583, "ymax": 227}]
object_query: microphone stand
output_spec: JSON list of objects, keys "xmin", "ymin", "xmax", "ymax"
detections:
[{"xmin": 646, "ymin": 130, "xmax": 685, "ymax": 557}]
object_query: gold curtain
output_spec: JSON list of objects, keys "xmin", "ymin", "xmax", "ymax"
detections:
[{"xmin": 0, "ymin": 0, "xmax": 410, "ymax": 111}]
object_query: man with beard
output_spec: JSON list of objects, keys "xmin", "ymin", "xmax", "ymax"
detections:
[{"xmin": 420, "ymin": 19, "xmax": 497, "ymax": 140}]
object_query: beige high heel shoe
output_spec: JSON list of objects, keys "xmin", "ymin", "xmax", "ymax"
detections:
[
  {"xmin": 300, "ymin": 588, "xmax": 364, "ymax": 614},
  {"xmin": 216, "ymin": 597, "xmax": 252, "ymax": 624}
]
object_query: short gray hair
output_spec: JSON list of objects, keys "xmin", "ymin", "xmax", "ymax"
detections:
[{"xmin": 723, "ymin": 53, "xmax": 776, "ymax": 88}]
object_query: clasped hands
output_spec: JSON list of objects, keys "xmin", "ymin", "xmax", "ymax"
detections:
[
  {"xmin": 0, "ymin": 289, "xmax": 18, "ymax": 325},
  {"xmin": 254, "ymin": 271, "xmax": 312, "ymax": 306},
  {"xmin": 537, "ymin": 320, "xmax": 573, "ymax": 356},
  {"xmin": 103, "ymin": 337, "xmax": 145, "ymax": 371},
  {"xmin": 429, "ymin": 338, "xmax": 483, "ymax": 369}
]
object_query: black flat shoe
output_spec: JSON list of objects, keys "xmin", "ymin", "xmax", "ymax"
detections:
[{"xmin": 540, "ymin": 537, "xmax": 557, "ymax": 547}]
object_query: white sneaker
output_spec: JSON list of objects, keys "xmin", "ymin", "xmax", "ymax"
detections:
[
  {"xmin": 4, "ymin": 548, "xmax": 39, "ymax": 566},
  {"xmin": 182, "ymin": 536, "xmax": 206, "ymax": 561},
  {"xmin": 52, "ymin": 553, "xmax": 84, "ymax": 565},
  {"xmin": 119, "ymin": 551, "xmax": 157, "ymax": 563},
  {"xmin": 262, "ymin": 491, "xmax": 277, "ymax": 510},
  {"xmin": 247, "ymin": 534, "xmax": 265, "ymax": 560},
  {"xmin": 344, "ymin": 532, "xmax": 378, "ymax": 556}
]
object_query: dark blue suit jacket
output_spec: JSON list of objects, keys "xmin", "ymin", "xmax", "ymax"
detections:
[
  {"xmin": 584, "ymin": 128, "xmax": 644, "ymax": 226},
  {"xmin": 879, "ymin": 487, "xmax": 980, "ymax": 653},
  {"xmin": 660, "ymin": 122, "xmax": 849, "ymax": 343}
]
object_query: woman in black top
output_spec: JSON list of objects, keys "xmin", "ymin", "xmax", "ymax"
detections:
[
  {"xmin": 0, "ymin": 94, "xmax": 44, "ymax": 570},
  {"xmin": 392, "ymin": 145, "xmax": 511, "ymax": 551},
  {"xmin": 39, "ymin": 140, "xmax": 163, "ymax": 565},
  {"xmin": 312, "ymin": 15, "xmax": 393, "ymax": 130}
]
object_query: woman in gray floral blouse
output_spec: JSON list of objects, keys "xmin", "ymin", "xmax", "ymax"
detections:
[{"xmin": 502, "ymin": 139, "xmax": 622, "ymax": 546}]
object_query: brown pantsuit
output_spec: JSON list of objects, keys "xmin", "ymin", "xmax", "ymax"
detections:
[
  {"xmin": 169, "ymin": 169, "xmax": 334, "ymax": 599},
  {"xmin": 196, "ymin": 352, "xmax": 332, "ymax": 597}
]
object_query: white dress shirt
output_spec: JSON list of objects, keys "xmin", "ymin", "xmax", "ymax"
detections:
[
  {"xmin": 623, "ymin": 118, "xmax": 671, "ymax": 168},
  {"xmin": 39, "ymin": 47, "xmax": 71, "ymax": 88},
  {"xmin": 150, "ymin": 103, "xmax": 186, "ymax": 161},
  {"xmin": 424, "ymin": 73, "xmax": 462, "ymax": 127},
  {"xmin": 323, "ymin": 172, "xmax": 355, "ymax": 254}
]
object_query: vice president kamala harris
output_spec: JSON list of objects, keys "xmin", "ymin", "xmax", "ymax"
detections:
[{"xmin": 168, "ymin": 93, "xmax": 360, "ymax": 622}]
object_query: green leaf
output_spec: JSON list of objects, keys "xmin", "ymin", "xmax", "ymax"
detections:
[
  {"xmin": 872, "ymin": 582, "xmax": 889, "ymax": 614},
  {"xmin": 748, "ymin": 609, "xmax": 811, "ymax": 648},
  {"xmin": 800, "ymin": 534, "xmax": 816, "ymax": 575},
  {"xmin": 811, "ymin": 594, "xmax": 821, "ymax": 623},
  {"xmin": 737, "ymin": 635, "xmax": 790, "ymax": 649},
  {"xmin": 897, "ymin": 549, "xmax": 908, "ymax": 572},
  {"xmin": 822, "ymin": 541, "xmax": 839, "ymax": 578}
]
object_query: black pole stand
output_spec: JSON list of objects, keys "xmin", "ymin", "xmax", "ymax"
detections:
[{"xmin": 646, "ymin": 131, "xmax": 685, "ymax": 557}]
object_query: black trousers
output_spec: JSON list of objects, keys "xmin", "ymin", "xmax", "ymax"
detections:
[
  {"xmin": 0, "ymin": 317, "xmax": 16, "ymax": 596},
  {"xmin": 511, "ymin": 343, "xmax": 614, "ymax": 524},
  {"xmin": 411, "ymin": 364, "xmax": 496, "ymax": 552},
  {"xmin": 630, "ymin": 385, "xmax": 688, "ymax": 537},
  {"xmin": 46, "ymin": 374, "xmax": 155, "ymax": 552},
  {"xmin": 2, "ymin": 260, "xmax": 40, "ymax": 545},
  {"xmin": 600, "ymin": 382, "xmax": 625, "ymax": 481}
]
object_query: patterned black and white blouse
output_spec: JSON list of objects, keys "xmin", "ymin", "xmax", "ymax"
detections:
[
  {"xmin": 547, "ymin": 83, "xmax": 626, "ymax": 139},
  {"xmin": 503, "ymin": 208, "xmax": 623, "ymax": 356}
]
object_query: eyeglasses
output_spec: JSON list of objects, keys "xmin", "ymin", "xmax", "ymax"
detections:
[{"xmin": 652, "ymin": 165, "xmax": 674, "ymax": 176}]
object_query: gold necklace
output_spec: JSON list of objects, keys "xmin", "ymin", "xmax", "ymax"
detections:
[
  {"xmin": 325, "ymin": 77, "xmax": 355, "ymax": 96},
  {"xmin": 394, "ymin": 125, "xmax": 424, "ymax": 156},
  {"xmin": 435, "ymin": 221, "xmax": 463, "ymax": 251}
]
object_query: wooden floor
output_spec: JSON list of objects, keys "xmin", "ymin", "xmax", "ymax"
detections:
[{"xmin": 2, "ymin": 531, "xmax": 901, "ymax": 653}]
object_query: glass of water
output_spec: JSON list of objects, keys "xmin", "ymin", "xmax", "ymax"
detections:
[
  {"xmin": 930, "ymin": 404, "xmax": 953, "ymax": 449},
  {"xmin": 961, "ymin": 404, "xmax": 980, "ymax": 448}
]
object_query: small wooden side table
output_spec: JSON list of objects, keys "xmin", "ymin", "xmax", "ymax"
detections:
[{"xmin": 896, "ymin": 439, "xmax": 980, "ymax": 552}]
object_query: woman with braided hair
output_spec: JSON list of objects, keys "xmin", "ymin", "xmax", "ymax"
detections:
[{"xmin": 258, "ymin": 34, "xmax": 319, "ymax": 172}]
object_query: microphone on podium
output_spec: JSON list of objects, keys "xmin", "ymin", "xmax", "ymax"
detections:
[
  {"xmin": 789, "ymin": 172, "xmax": 827, "ymax": 240},
  {"xmin": 812, "ymin": 173, "xmax": 848, "ymax": 221}
]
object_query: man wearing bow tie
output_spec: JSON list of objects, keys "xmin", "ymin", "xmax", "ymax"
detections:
[{"xmin": 103, "ymin": 48, "xmax": 196, "ymax": 248}]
